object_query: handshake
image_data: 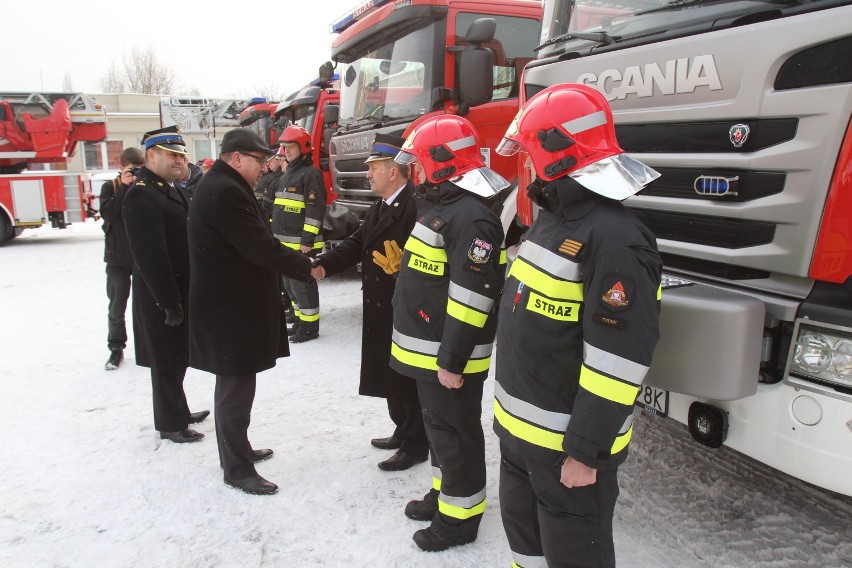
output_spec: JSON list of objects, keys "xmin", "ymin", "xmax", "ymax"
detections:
[{"xmin": 310, "ymin": 240, "xmax": 403, "ymax": 281}]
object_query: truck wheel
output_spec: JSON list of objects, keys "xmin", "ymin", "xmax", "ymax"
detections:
[{"xmin": 0, "ymin": 214, "xmax": 12, "ymax": 245}]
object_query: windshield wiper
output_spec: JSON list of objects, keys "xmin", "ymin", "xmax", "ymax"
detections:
[
  {"xmin": 534, "ymin": 31, "xmax": 618, "ymax": 52},
  {"xmin": 636, "ymin": 0, "xmax": 715, "ymax": 16}
]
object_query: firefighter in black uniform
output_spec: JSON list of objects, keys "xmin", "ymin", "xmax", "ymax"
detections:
[
  {"xmin": 390, "ymin": 115, "xmax": 509, "ymax": 552},
  {"xmin": 271, "ymin": 126, "xmax": 326, "ymax": 343},
  {"xmin": 493, "ymin": 83, "xmax": 663, "ymax": 567},
  {"xmin": 255, "ymin": 146, "xmax": 285, "ymax": 221}
]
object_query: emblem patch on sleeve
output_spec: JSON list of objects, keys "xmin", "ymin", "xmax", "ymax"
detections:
[
  {"xmin": 600, "ymin": 276, "xmax": 634, "ymax": 312},
  {"xmin": 307, "ymin": 190, "xmax": 317, "ymax": 203},
  {"xmin": 468, "ymin": 238, "xmax": 493, "ymax": 264}
]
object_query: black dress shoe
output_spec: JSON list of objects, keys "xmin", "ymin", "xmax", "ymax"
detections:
[
  {"xmin": 405, "ymin": 488, "xmax": 439, "ymax": 521},
  {"xmin": 188, "ymin": 410, "xmax": 210, "ymax": 424},
  {"xmin": 249, "ymin": 448, "xmax": 274, "ymax": 463},
  {"xmin": 370, "ymin": 435, "xmax": 401, "ymax": 450},
  {"xmin": 159, "ymin": 428, "xmax": 204, "ymax": 443},
  {"xmin": 224, "ymin": 474, "xmax": 278, "ymax": 495},
  {"xmin": 104, "ymin": 349, "xmax": 123, "ymax": 371},
  {"xmin": 378, "ymin": 449, "xmax": 428, "ymax": 471},
  {"xmin": 413, "ymin": 524, "xmax": 477, "ymax": 552}
]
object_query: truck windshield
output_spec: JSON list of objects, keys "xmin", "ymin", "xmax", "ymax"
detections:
[
  {"xmin": 338, "ymin": 22, "xmax": 436, "ymax": 130},
  {"xmin": 279, "ymin": 103, "xmax": 318, "ymax": 134},
  {"xmin": 538, "ymin": 0, "xmax": 837, "ymax": 56}
]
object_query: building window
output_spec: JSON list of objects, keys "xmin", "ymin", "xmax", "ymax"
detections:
[
  {"xmin": 83, "ymin": 140, "xmax": 125, "ymax": 171},
  {"xmin": 83, "ymin": 142, "xmax": 103, "ymax": 170},
  {"xmin": 106, "ymin": 141, "xmax": 124, "ymax": 169}
]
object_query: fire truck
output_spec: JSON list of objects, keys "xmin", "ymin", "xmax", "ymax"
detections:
[
  {"xmin": 0, "ymin": 92, "xmax": 107, "ymax": 244},
  {"xmin": 238, "ymin": 97, "xmax": 281, "ymax": 148},
  {"xmin": 506, "ymin": 0, "xmax": 852, "ymax": 496},
  {"xmin": 327, "ymin": 0, "xmax": 542, "ymax": 216}
]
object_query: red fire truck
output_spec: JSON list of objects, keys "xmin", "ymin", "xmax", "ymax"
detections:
[
  {"xmin": 326, "ymin": 0, "xmax": 542, "ymax": 217},
  {"xmin": 0, "ymin": 92, "xmax": 107, "ymax": 244}
]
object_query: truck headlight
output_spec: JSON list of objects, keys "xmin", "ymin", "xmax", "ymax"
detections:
[{"xmin": 789, "ymin": 324, "xmax": 852, "ymax": 392}]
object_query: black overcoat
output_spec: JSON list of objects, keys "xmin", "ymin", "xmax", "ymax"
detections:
[
  {"xmin": 317, "ymin": 180, "xmax": 418, "ymax": 399},
  {"xmin": 122, "ymin": 167, "xmax": 191, "ymax": 372},
  {"xmin": 187, "ymin": 160, "xmax": 312, "ymax": 376}
]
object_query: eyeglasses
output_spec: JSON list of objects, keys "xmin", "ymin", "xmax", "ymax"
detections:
[{"xmin": 239, "ymin": 152, "xmax": 267, "ymax": 166}]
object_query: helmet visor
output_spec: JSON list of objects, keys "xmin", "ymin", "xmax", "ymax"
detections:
[
  {"xmin": 452, "ymin": 166, "xmax": 511, "ymax": 197},
  {"xmin": 496, "ymin": 137, "xmax": 522, "ymax": 157},
  {"xmin": 569, "ymin": 154, "xmax": 661, "ymax": 201},
  {"xmin": 394, "ymin": 149, "xmax": 417, "ymax": 165}
]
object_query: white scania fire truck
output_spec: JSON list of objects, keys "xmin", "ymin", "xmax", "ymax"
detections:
[{"xmin": 507, "ymin": 0, "xmax": 852, "ymax": 496}]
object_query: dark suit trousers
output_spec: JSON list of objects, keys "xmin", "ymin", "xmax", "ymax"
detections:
[
  {"xmin": 150, "ymin": 368, "xmax": 190, "ymax": 432},
  {"xmin": 215, "ymin": 373, "xmax": 257, "ymax": 480},
  {"xmin": 388, "ymin": 397, "xmax": 428, "ymax": 456}
]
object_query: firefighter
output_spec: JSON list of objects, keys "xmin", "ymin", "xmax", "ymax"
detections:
[
  {"xmin": 271, "ymin": 125, "xmax": 326, "ymax": 343},
  {"xmin": 390, "ymin": 115, "xmax": 508, "ymax": 552},
  {"xmin": 255, "ymin": 146, "xmax": 285, "ymax": 221},
  {"xmin": 493, "ymin": 83, "xmax": 663, "ymax": 567}
]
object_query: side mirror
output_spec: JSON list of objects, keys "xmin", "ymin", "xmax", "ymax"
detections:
[
  {"xmin": 465, "ymin": 18, "xmax": 496, "ymax": 44},
  {"xmin": 458, "ymin": 48, "xmax": 494, "ymax": 108},
  {"xmin": 318, "ymin": 61, "xmax": 335, "ymax": 83},
  {"xmin": 323, "ymin": 105, "xmax": 339, "ymax": 126}
]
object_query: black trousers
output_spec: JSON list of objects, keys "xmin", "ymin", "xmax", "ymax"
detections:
[
  {"xmin": 417, "ymin": 379, "xmax": 486, "ymax": 533},
  {"xmin": 105, "ymin": 264, "xmax": 131, "ymax": 351},
  {"xmin": 215, "ymin": 373, "xmax": 258, "ymax": 480},
  {"xmin": 282, "ymin": 275, "xmax": 320, "ymax": 334},
  {"xmin": 150, "ymin": 368, "xmax": 190, "ymax": 432},
  {"xmin": 499, "ymin": 443, "xmax": 619, "ymax": 568},
  {"xmin": 387, "ymin": 397, "xmax": 428, "ymax": 456}
]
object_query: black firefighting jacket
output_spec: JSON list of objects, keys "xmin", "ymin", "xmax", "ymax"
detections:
[
  {"xmin": 494, "ymin": 177, "xmax": 662, "ymax": 470},
  {"xmin": 390, "ymin": 182, "xmax": 505, "ymax": 383},
  {"xmin": 270, "ymin": 155, "xmax": 326, "ymax": 251}
]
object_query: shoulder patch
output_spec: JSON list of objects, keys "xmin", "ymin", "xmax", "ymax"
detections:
[
  {"xmin": 287, "ymin": 186, "xmax": 297, "ymax": 193},
  {"xmin": 599, "ymin": 276, "xmax": 634, "ymax": 312},
  {"xmin": 307, "ymin": 190, "xmax": 317, "ymax": 203},
  {"xmin": 557, "ymin": 239, "xmax": 584, "ymax": 258},
  {"xmin": 468, "ymin": 238, "xmax": 494, "ymax": 264},
  {"xmin": 428, "ymin": 217, "xmax": 446, "ymax": 232},
  {"xmin": 135, "ymin": 181, "xmax": 146, "ymax": 187}
]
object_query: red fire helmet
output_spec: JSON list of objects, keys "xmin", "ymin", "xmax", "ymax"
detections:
[
  {"xmin": 278, "ymin": 125, "xmax": 312, "ymax": 154},
  {"xmin": 395, "ymin": 115, "xmax": 508, "ymax": 197},
  {"xmin": 497, "ymin": 83, "xmax": 659, "ymax": 200}
]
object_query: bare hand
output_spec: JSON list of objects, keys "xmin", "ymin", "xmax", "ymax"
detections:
[
  {"xmin": 438, "ymin": 368, "xmax": 463, "ymax": 389},
  {"xmin": 560, "ymin": 457, "xmax": 597, "ymax": 488},
  {"xmin": 300, "ymin": 245, "xmax": 312, "ymax": 254},
  {"xmin": 311, "ymin": 265, "xmax": 326, "ymax": 280},
  {"xmin": 120, "ymin": 170, "xmax": 136, "ymax": 185}
]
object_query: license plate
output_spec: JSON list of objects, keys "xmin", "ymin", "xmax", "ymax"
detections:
[{"xmin": 635, "ymin": 385, "xmax": 669, "ymax": 417}]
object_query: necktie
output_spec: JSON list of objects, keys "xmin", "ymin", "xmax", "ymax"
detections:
[{"xmin": 379, "ymin": 201, "xmax": 389, "ymax": 217}]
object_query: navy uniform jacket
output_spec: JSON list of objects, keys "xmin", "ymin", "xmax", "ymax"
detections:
[{"xmin": 270, "ymin": 156, "xmax": 327, "ymax": 252}]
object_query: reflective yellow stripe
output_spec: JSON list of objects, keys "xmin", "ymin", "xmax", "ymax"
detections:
[
  {"xmin": 657, "ymin": 284, "xmax": 662, "ymax": 300},
  {"xmin": 432, "ymin": 476, "xmax": 441, "ymax": 491},
  {"xmin": 579, "ymin": 365, "xmax": 640, "ymax": 406},
  {"xmin": 299, "ymin": 313, "xmax": 320, "ymax": 322},
  {"xmin": 274, "ymin": 197, "xmax": 305, "ymax": 211},
  {"xmin": 404, "ymin": 236, "xmax": 447, "ymax": 262},
  {"xmin": 303, "ymin": 224, "xmax": 320, "ymax": 235},
  {"xmin": 509, "ymin": 258, "xmax": 583, "ymax": 301},
  {"xmin": 391, "ymin": 343, "xmax": 491, "ymax": 374},
  {"xmin": 611, "ymin": 425, "xmax": 632, "ymax": 454},
  {"xmin": 281, "ymin": 241, "xmax": 300, "ymax": 250},
  {"xmin": 407, "ymin": 255, "xmax": 445, "ymax": 276},
  {"xmin": 446, "ymin": 298, "xmax": 487, "ymax": 328},
  {"xmin": 499, "ymin": 249, "xmax": 507, "ymax": 265},
  {"xmin": 526, "ymin": 291, "xmax": 580, "ymax": 321},
  {"xmin": 438, "ymin": 497, "xmax": 487, "ymax": 520},
  {"xmin": 312, "ymin": 241, "xmax": 324, "ymax": 250},
  {"xmin": 493, "ymin": 399, "xmax": 563, "ymax": 452}
]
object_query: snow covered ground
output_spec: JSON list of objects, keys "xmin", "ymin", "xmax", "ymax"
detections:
[{"xmin": 1, "ymin": 220, "xmax": 850, "ymax": 568}]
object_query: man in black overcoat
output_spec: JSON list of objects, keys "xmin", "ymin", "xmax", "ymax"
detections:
[
  {"xmin": 123, "ymin": 126, "xmax": 209, "ymax": 444},
  {"xmin": 313, "ymin": 134, "xmax": 428, "ymax": 471},
  {"xmin": 187, "ymin": 129, "xmax": 312, "ymax": 496}
]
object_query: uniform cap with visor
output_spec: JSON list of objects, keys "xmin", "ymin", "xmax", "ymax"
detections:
[
  {"xmin": 394, "ymin": 115, "xmax": 509, "ymax": 197},
  {"xmin": 142, "ymin": 125, "xmax": 188, "ymax": 155},
  {"xmin": 496, "ymin": 83, "xmax": 660, "ymax": 200}
]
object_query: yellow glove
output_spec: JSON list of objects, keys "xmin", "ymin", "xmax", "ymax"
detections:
[{"xmin": 372, "ymin": 240, "xmax": 403, "ymax": 275}]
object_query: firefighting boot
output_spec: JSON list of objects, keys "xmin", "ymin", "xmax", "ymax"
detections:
[
  {"xmin": 404, "ymin": 488, "xmax": 438, "ymax": 521},
  {"xmin": 412, "ymin": 517, "xmax": 478, "ymax": 552},
  {"xmin": 104, "ymin": 349, "xmax": 124, "ymax": 371},
  {"xmin": 287, "ymin": 320, "xmax": 300, "ymax": 336}
]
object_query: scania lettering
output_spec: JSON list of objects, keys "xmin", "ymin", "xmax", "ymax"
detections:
[{"xmin": 509, "ymin": 0, "xmax": 852, "ymax": 497}]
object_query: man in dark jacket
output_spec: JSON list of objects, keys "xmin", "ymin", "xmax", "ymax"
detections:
[
  {"xmin": 390, "ymin": 116, "xmax": 508, "ymax": 552},
  {"xmin": 255, "ymin": 146, "xmax": 284, "ymax": 220},
  {"xmin": 100, "ymin": 147, "xmax": 144, "ymax": 370},
  {"xmin": 313, "ymin": 134, "xmax": 428, "ymax": 472},
  {"xmin": 187, "ymin": 129, "xmax": 312, "ymax": 496},
  {"xmin": 493, "ymin": 83, "xmax": 663, "ymax": 567},
  {"xmin": 175, "ymin": 158, "xmax": 203, "ymax": 198},
  {"xmin": 123, "ymin": 126, "xmax": 209, "ymax": 445}
]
